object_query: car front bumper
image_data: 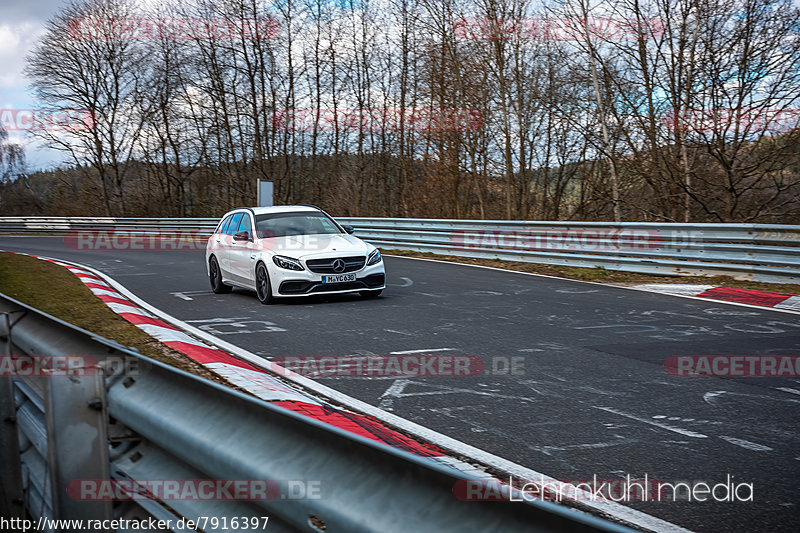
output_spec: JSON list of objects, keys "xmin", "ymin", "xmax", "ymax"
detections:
[{"xmin": 270, "ymin": 261, "xmax": 386, "ymax": 296}]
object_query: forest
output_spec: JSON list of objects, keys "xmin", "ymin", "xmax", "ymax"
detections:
[{"xmin": 1, "ymin": 0, "xmax": 798, "ymax": 222}]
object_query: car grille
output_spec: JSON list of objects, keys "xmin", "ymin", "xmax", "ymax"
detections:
[
  {"xmin": 305, "ymin": 256, "xmax": 365, "ymax": 274},
  {"xmin": 309, "ymin": 282, "xmax": 364, "ymax": 293}
]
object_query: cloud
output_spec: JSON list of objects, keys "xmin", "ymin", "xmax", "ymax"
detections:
[
  {"xmin": 0, "ymin": 22, "xmax": 48, "ymax": 92},
  {"xmin": 0, "ymin": 1, "xmax": 70, "ymax": 168}
]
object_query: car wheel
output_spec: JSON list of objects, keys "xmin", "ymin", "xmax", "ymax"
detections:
[
  {"xmin": 256, "ymin": 263, "xmax": 273, "ymax": 304},
  {"xmin": 360, "ymin": 289, "xmax": 383, "ymax": 298},
  {"xmin": 209, "ymin": 256, "xmax": 232, "ymax": 294}
]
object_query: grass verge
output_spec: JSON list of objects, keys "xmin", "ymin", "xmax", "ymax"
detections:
[
  {"xmin": 383, "ymin": 249, "xmax": 800, "ymax": 295},
  {"xmin": 0, "ymin": 252, "xmax": 233, "ymax": 385}
]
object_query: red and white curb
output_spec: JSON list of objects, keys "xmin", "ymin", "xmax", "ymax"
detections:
[
  {"xmin": 632, "ymin": 284, "xmax": 800, "ymax": 311},
  {"xmin": 3, "ymin": 251, "xmax": 692, "ymax": 533}
]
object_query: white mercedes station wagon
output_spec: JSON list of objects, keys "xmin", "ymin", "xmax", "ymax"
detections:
[{"xmin": 205, "ymin": 205, "xmax": 386, "ymax": 304}]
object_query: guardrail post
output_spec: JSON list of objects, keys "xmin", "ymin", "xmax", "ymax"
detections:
[
  {"xmin": 44, "ymin": 366, "xmax": 113, "ymax": 526},
  {"xmin": 0, "ymin": 379, "xmax": 24, "ymax": 519},
  {"xmin": 0, "ymin": 312, "xmax": 24, "ymax": 519}
]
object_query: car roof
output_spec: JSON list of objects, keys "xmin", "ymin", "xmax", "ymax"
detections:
[{"xmin": 225, "ymin": 205, "xmax": 321, "ymax": 217}]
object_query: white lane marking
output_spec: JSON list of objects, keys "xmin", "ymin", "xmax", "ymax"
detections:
[
  {"xmin": 198, "ymin": 323, "xmax": 286, "ymax": 335},
  {"xmin": 389, "ymin": 277, "xmax": 413, "ymax": 287},
  {"xmin": 555, "ymin": 288, "xmax": 599, "ymax": 294},
  {"xmin": 389, "ymin": 348, "xmax": 455, "ymax": 354},
  {"xmin": 381, "ymin": 380, "xmax": 537, "ymax": 402},
  {"xmin": 575, "ymin": 324, "xmax": 658, "ymax": 330},
  {"xmin": 60, "ymin": 257, "xmax": 694, "ymax": 533},
  {"xmin": 385, "ymin": 254, "xmax": 800, "ymax": 316},
  {"xmin": 703, "ymin": 391, "xmax": 727, "ymax": 404},
  {"xmin": 719, "ymin": 436, "xmax": 773, "ymax": 452},
  {"xmin": 702, "ymin": 389, "xmax": 800, "ymax": 405},
  {"xmin": 594, "ymin": 406, "xmax": 708, "ymax": 438},
  {"xmin": 775, "ymin": 387, "xmax": 800, "ymax": 396},
  {"xmin": 171, "ymin": 290, "xmax": 214, "ymax": 301},
  {"xmin": 378, "ymin": 379, "xmax": 410, "ymax": 410},
  {"xmin": 384, "ymin": 329, "xmax": 416, "ymax": 336},
  {"xmin": 533, "ymin": 441, "xmax": 632, "ymax": 453},
  {"xmin": 172, "ymin": 292, "xmax": 193, "ymax": 301},
  {"xmin": 185, "ymin": 317, "xmax": 286, "ymax": 334}
]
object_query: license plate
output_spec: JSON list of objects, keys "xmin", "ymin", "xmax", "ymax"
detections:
[{"xmin": 322, "ymin": 273, "xmax": 356, "ymax": 283}]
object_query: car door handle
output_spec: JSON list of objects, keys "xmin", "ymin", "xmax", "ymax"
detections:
[{"xmin": 250, "ymin": 255, "xmax": 257, "ymax": 260}]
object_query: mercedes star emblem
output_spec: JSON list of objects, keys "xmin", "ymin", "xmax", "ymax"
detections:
[{"xmin": 331, "ymin": 259, "xmax": 346, "ymax": 273}]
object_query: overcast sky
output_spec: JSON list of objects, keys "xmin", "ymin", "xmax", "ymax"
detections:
[
  {"xmin": 3, "ymin": 0, "xmax": 798, "ymax": 171},
  {"xmin": 1, "ymin": 1, "xmax": 68, "ymax": 168}
]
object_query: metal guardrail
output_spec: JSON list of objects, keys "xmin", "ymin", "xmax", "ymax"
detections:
[
  {"xmin": 1, "ymin": 216, "xmax": 798, "ymax": 283},
  {"xmin": 336, "ymin": 218, "xmax": 800, "ymax": 284},
  {"xmin": 0, "ymin": 292, "xmax": 630, "ymax": 532}
]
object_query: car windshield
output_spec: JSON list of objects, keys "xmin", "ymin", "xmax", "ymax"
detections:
[{"xmin": 254, "ymin": 212, "xmax": 342, "ymax": 238}]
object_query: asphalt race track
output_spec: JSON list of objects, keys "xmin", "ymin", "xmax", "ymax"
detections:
[{"xmin": 2, "ymin": 236, "xmax": 799, "ymax": 533}]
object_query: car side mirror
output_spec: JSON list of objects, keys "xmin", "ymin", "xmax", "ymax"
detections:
[
  {"xmin": 342, "ymin": 225, "xmax": 355, "ymax": 235},
  {"xmin": 233, "ymin": 230, "xmax": 250, "ymax": 241}
]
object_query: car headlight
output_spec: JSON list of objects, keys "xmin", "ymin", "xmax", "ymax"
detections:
[
  {"xmin": 272, "ymin": 255, "xmax": 304, "ymax": 271},
  {"xmin": 366, "ymin": 249, "xmax": 382, "ymax": 266}
]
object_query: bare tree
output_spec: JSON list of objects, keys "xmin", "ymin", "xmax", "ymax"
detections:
[
  {"xmin": 26, "ymin": 0, "xmax": 150, "ymax": 216},
  {"xmin": 0, "ymin": 129, "xmax": 25, "ymax": 184}
]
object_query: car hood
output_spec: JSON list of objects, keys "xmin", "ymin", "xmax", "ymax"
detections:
[{"xmin": 256, "ymin": 234, "xmax": 370, "ymax": 258}]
